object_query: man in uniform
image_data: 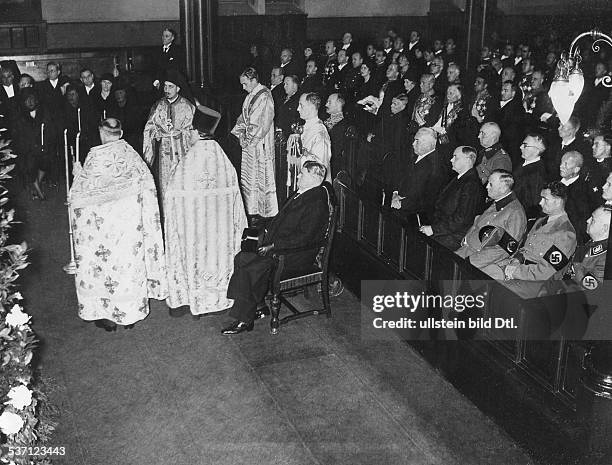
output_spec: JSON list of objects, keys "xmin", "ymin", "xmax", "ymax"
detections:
[
  {"xmin": 457, "ymin": 170, "xmax": 527, "ymax": 269},
  {"xmin": 482, "ymin": 181, "xmax": 577, "ymax": 283},
  {"xmin": 475, "ymin": 122, "xmax": 512, "ymax": 184},
  {"xmin": 565, "ymin": 206, "xmax": 609, "ymax": 288},
  {"xmin": 143, "ymin": 70, "xmax": 195, "ymax": 207},
  {"xmin": 231, "ymin": 67, "xmax": 278, "ymax": 220}
]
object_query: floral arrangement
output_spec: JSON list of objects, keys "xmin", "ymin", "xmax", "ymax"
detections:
[{"xmin": 0, "ymin": 140, "xmax": 57, "ymax": 464}]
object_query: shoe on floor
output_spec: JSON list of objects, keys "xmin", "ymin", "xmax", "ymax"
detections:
[
  {"xmin": 254, "ymin": 305, "xmax": 270, "ymax": 320},
  {"xmin": 221, "ymin": 320, "xmax": 254, "ymax": 335}
]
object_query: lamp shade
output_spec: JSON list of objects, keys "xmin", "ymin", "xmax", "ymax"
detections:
[
  {"xmin": 569, "ymin": 67, "xmax": 585, "ymax": 103},
  {"xmin": 549, "ymin": 79, "xmax": 573, "ymax": 125}
]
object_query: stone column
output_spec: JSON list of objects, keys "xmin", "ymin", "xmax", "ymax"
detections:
[{"xmin": 179, "ymin": 0, "xmax": 217, "ymax": 86}]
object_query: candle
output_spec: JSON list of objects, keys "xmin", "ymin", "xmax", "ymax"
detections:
[
  {"xmin": 77, "ymin": 108, "xmax": 81, "ymax": 132},
  {"xmin": 63, "ymin": 129, "xmax": 70, "ymax": 193},
  {"xmin": 40, "ymin": 123, "xmax": 44, "ymax": 149},
  {"xmin": 103, "ymin": 109, "xmax": 106, "ymax": 120},
  {"xmin": 75, "ymin": 132, "xmax": 80, "ymax": 163}
]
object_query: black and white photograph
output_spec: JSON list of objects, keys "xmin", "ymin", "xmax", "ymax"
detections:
[{"xmin": 0, "ymin": 1, "xmax": 611, "ymax": 464}]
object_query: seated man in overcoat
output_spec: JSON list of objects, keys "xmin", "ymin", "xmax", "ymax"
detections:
[{"xmin": 222, "ymin": 161, "xmax": 331, "ymax": 334}]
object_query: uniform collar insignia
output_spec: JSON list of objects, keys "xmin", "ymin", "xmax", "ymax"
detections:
[{"xmin": 589, "ymin": 240, "xmax": 607, "ymax": 256}]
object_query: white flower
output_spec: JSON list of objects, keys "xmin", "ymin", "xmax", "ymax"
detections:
[
  {"xmin": 5, "ymin": 305, "xmax": 30, "ymax": 328},
  {"xmin": 5, "ymin": 385, "xmax": 33, "ymax": 410},
  {"xmin": 13, "ymin": 292, "xmax": 23, "ymax": 300},
  {"xmin": 0, "ymin": 411, "xmax": 24, "ymax": 435}
]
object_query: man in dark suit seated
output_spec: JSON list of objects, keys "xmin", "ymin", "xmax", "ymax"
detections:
[
  {"xmin": 496, "ymin": 80, "xmax": 525, "ymax": 167},
  {"xmin": 588, "ymin": 133, "xmax": 612, "ymax": 198},
  {"xmin": 390, "ymin": 127, "xmax": 446, "ymax": 212},
  {"xmin": 222, "ymin": 161, "xmax": 330, "ymax": 335},
  {"xmin": 513, "ymin": 133, "xmax": 548, "ymax": 221},
  {"xmin": 558, "ymin": 151, "xmax": 600, "ymax": 245},
  {"xmin": 419, "ymin": 145, "xmax": 486, "ymax": 251},
  {"xmin": 545, "ymin": 115, "xmax": 591, "ymax": 181}
]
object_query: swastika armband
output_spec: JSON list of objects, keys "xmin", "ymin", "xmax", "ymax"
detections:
[
  {"xmin": 478, "ymin": 226, "xmax": 519, "ymax": 255},
  {"xmin": 543, "ymin": 245, "xmax": 570, "ymax": 271},
  {"xmin": 498, "ymin": 230, "xmax": 519, "ymax": 255},
  {"xmin": 581, "ymin": 273, "xmax": 599, "ymax": 290}
]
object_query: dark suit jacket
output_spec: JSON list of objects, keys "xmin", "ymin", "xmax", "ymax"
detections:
[
  {"xmin": 430, "ymin": 167, "xmax": 486, "ymax": 250},
  {"xmin": 545, "ymin": 137, "xmax": 592, "ymax": 181},
  {"xmin": 586, "ymin": 158, "xmax": 612, "ymax": 199},
  {"xmin": 513, "ymin": 159, "xmax": 547, "ymax": 220},
  {"xmin": 270, "ymin": 84, "xmax": 286, "ymax": 116},
  {"xmin": 265, "ymin": 183, "xmax": 331, "ymax": 271},
  {"xmin": 496, "ymin": 97, "xmax": 525, "ymax": 168},
  {"xmin": 275, "ymin": 93, "xmax": 301, "ymax": 138},
  {"xmin": 155, "ymin": 42, "xmax": 185, "ymax": 85},
  {"xmin": 279, "ymin": 60, "xmax": 301, "ymax": 80},
  {"xmin": 329, "ymin": 118, "xmax": 349, "ymax": 178},
  {"xmin": 36, "ymin": 78, "xmax": 70, "ymax": 118},
  {"xmin": 78, "ymin": 84, "xmax": 100, "ymax": 112},
  {"xmin": 0, "ymin": 84, "xmax": 19, "ymax": 133},
  {"xmin": 398, "ymin": 149, "xmax": 447, "ymax": 213},
  {"xmin": 563, "ymin": 176, "xmax": 600, "ymax": 246}
]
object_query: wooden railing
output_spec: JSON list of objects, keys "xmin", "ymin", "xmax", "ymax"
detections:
[{"xmin": 332, "ymin": 175, "xmax": 587, "ymax": 409}]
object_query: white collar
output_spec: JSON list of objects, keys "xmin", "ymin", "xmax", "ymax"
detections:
[
  {"xmin": 167, "ymin": 95, "xmax": 179, "ymax": 104},
  {"xmin": 561, "ymin": 137, "xmax": 575, "ymax": 148},
  {"xmin": 342, "ymin": 43, "xmax": 351, "ymax": 49},
  {"xmin": 338, "ymin": 63, "xmax": 347, "ymax": 70},
  {"xmin": 500, "ymin": 99, "xmax": 512, "ymax": 108},
  {"xmin": 415, "ymin": 148, "xmax": 435, "ymax": 164},
  {"xmin": 560, "ymin": 175, "xmax": 579, "ymax": 186},
  {"xmin": 456, "ymin": 169, "xmax": 470, "ymax": 179},
  {"xmin": 522, "ymin": 156, "xmax": 541, "ymax": 167}
]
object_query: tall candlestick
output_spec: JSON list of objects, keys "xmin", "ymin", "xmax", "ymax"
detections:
[
  {"xmin": 77, "ymin": 108, "xmax": 81, "ymax": 132},
  {"xmin": 63, "ymin": 128, "xmax": 77, "ymax": 274},
  {"xmin": 63, "ymin": 130, "xmax": 69, "ymax": 192}
]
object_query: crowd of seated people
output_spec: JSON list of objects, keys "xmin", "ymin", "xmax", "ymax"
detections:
[{"xmin": 247, "ymin": 28, "xmax": 611, "ymax": 288}]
